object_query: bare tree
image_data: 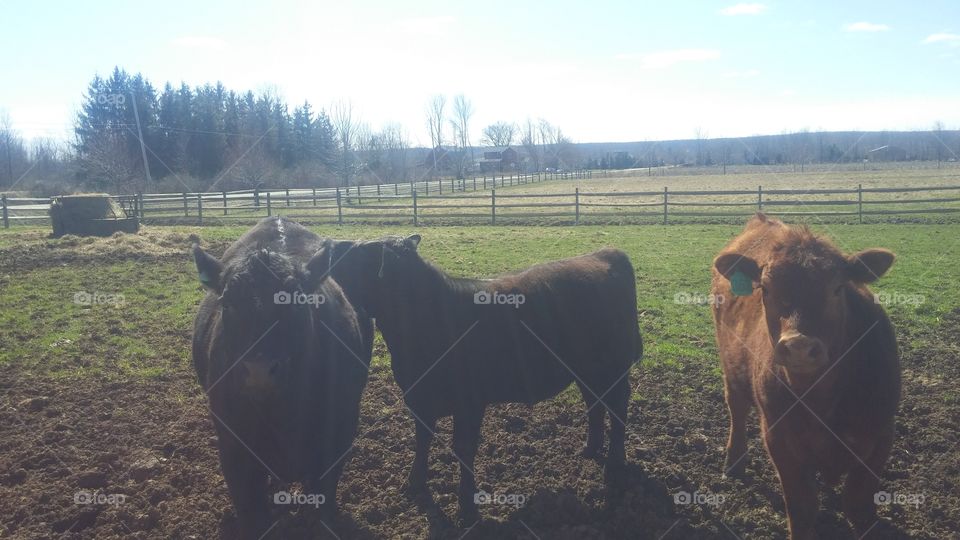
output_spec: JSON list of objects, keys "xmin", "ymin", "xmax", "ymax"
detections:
[
  {"xmin": 481, "ymin": 122, "xmax": 516, "ymax": 147},
  {"xmin": 694, "ymin": 127, "xmax": 708, "ymax": 166},
  {"xmin": 425, "ymin": 95, "xmax": 446, "ymax": 178},
  {"xmin": 331, "ymin": 100, "xmax": 359, "ymax": 187},
  {"xmin": 449, "ymin": 94, "xmax": 474, "ymax": 178},
  {"xmin": 521, "ymin": 118, "xmax": 540, "ymax": 172},
  {"xmin": 933, "ymin": 120, "xmax": 945, "ymax": 168},
  {"xmin": 0, "ymin": 111, "xmax": 26, "ymax": 189}
]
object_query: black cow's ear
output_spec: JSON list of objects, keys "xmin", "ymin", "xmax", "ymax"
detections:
[
  {"xmin": 193, "ymin": 244, "xmax": 223, "ymax": 292},
  {"xmin": 405, "ymin": 234, "xmax": 421, "ymax": 250},
  {"xmin": 847, "ymin": 249, "xmax": 895, "ymax": 283},
  {"xmin": 714, "ymin": 253, "xmax": 761, "ymax": 282},
  {"xmin": 306, "ymin": 239, "xmax": 336, "ymax": 288}
]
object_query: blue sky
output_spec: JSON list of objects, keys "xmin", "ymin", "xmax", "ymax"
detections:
[{"xmin": 1, "ymin": 0, "xmax": 958, "ymax": 144}]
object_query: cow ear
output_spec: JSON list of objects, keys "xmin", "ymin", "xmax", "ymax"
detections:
[
  {"xmin": 714, "ymin": 253, "xmax": 761, "ymax": 282},
  {"xmin": 193, "ymin": 244, "xmax": 224, "ymax": 292},
  {"xmin": 847, "ymin": 249, "xmax": 895, "ymax": 283},
  {"xmin": 404, "ymin": 234, "xmax": 421, "ymax": 250},
  {"xmin": 305, "ymin": 239, "xmax": 337, "ymax": 288},
  {"xmin": 714, "ymin": 254, "xmax": 761, "ymax": 295}
]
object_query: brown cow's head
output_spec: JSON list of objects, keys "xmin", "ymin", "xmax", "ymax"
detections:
[
  {"xmin": 310, "ymin": 235, "xmax": 422, "ymax": 318},
  {"xmin": 714, "ymin": 229, "xmax": 894, "ymax": 375},
  {"xmin": 194, "ymin": 245, "xmax": 330, "ymax": 396}
]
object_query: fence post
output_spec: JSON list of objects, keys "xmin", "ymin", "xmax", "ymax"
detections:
[
  {"xmin": 266, "ymin": 192, "xmax": 272, "ymax": 217},
  {"xmin": 426, "ymin": 181, "xmax": 430, "ymax": 196},
  {"xmin": 336, "ymin": 188, "xmax": 343, "ymax": 225},
  {"xmin": 358, "ymin": 186, "xmax": 362, "ymax": 206},
  {"xmin": 758, "ymin": 186, "xmax": 763, "ymax": 212},
  {"xmin": 483, "ymin": 176, "xmax": 487, "ymax": 190},
  {"xmin": 491, "ymin": 189, "xmax": 497, "ymax": 225},
  {"xmin": 1, "ymin": 195, "xmax": 8, "ymax": 229},
  {"xmin": 222, "ymin": 191, "xmax": 228, "ymax": 216},
  {"xmin": 412, "ymin": 188, "xmax": 418, "ymax": 227},
  {"xmin": 438, "ymin": 179, "xmax": 442, "ymax": 195},
  {"xmin": 312, "ymin": 188, "xmax": 317, "ymax": 206},
  {"xmin": 395, "ymin": 183, "xmax": 399, "ymax": 196},
  {"xmin": 858, "ymin": 184, "xmax": 863, "ymax": 224},
  {"xmin": 183, "ymin": 192, "xmax": 188, "ymax": 217},
  {"xmin": 138, "ymin": 192, "xmax": 144, "ymax": 219},
  {"xmin": 377, "ymin": 183, "xmax": 381, "ymax": 202},
  {"xmin": 663, "ymin": 187, "xmax": 668, "ymax": 225},
  {"xmin": 285, "ymin": 188, "xmax": 291, "ymax": 207},
  {"xmin": 473, "ymin": 177, "xmax": 477, "ymax": 191},
  {"xmin": 197, "ymin": 194, "xmax": 203, "ymax": 225},
  {"xmin": 575, "ymin": 187, "xmax": 580, "ymax": 225}
]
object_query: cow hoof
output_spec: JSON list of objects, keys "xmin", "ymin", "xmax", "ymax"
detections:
[
  {"xmin": 457, "ymin": 510, "xmax": 480, "ymax": 529},
  {"xmin": 723, "ymin": 460, "xmax": 747, "ymax": 480}
]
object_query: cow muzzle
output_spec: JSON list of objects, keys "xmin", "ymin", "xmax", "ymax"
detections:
[
  {"xmin": 774, "ymin": 332, "xmax": 828, "ymax": 374},
  {"xmin": 241, "ymin": 359, "xmax": 281, "ymax": 392}
]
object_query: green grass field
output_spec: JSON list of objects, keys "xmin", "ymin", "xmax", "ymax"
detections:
[{"xmin": 2, "ymin": 222, "xmax": 954, "ymax": 378}]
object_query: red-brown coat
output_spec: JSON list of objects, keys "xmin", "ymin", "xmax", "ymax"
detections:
[{"xmin": 711, "ymin": 214, "xmax": 900, "ymax": 539}]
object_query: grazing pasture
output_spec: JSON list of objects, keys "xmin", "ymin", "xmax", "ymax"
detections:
[{"xmin": 0, "ymin": 222, "xmax": 957, "ymax": 538}]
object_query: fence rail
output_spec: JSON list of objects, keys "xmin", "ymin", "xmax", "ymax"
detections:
[{"xmin": 4, "ymin": 175, "xmax": 960, "ymax": 228}]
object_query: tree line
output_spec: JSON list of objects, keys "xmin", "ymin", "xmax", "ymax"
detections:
[{"xmin": 0, "ymin": 67, "xmax": 957, "ymax": 195}]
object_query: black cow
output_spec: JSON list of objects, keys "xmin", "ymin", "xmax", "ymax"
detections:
[
  {"xmin": 191, "ymin": 217, "xmax": 372, "ymax": 538},
  {"xmin": 314, "ymin": 235, "xmax": 642, "ymax": 524}
]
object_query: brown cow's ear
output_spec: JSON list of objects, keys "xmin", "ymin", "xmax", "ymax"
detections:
[
  {"xmin": 847, "ymin": 249, "xmax": 895, "ymax": 283},
  {"xmin": 193, "ymin": 244, "xmax": 224, "ymax": 292},
  {"xmin": 713, "ymin": 253, "xmax": 761, "ymax": 283}
]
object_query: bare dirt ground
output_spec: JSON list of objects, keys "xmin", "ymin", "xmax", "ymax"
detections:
[{"xmin": 0, "ymin": 232, "xmax": 957, "ymax": 539}]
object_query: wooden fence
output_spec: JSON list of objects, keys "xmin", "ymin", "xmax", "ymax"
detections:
[{"xmin": 4, "ymin": 176, "xmax": 960, "ymax": 228}]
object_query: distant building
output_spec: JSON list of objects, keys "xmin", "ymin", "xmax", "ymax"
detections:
[{"xmin": 478, "ymin": 146, "xmax": 521, "ymax": 174}]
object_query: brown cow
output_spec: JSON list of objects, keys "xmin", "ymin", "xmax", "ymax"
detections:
[{"xmin": 711, "ymin": 214, "xmax": 900, "ymax": 539}]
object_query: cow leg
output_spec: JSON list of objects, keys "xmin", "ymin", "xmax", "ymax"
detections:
[
  {"xmin": 452, "ymin": 406, "xmax": 485, "ymax": 527},
  {"xmin": 767, "ymin": 437, "xmax": 819, "ymax": 540},
  {"xmin": 577, "ymin": 381, "xmax": 605, "ymax": 458},
  {"xmin": 214, "ymin": 425, "xmax": 272, "ymax": 539},
  {"xmin": 723, "ymin": 379, "xmax": 752, "ymax": 478},
  {"xmin": 842, "ymin": 432, "xmax": 892, "ymax": 537},
  {"xmin": 402, "ymin": 414, "xmax": 436, "ymax": 498},
  {"xmin": 604, "ymin": 375, "xmax": 630, "ymax": 489}
]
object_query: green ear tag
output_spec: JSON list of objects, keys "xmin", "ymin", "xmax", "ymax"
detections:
[{"xmin": 730, "ymin": 270, "xmax": 754, "ymax": 296}]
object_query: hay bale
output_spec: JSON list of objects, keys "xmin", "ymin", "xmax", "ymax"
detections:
[{"xmin": 50, "ymin": 194, "xmax": 139, "ymax": 237}]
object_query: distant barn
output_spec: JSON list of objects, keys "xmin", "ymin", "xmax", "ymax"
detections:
[{"xmin": 479, "ymin": 145, "xmax": 521, "ymax": 174}]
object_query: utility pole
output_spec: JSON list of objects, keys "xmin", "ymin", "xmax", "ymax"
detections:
[{"xmin": 130, "ymin": 91, "xmax": 153, "ymax": 188}]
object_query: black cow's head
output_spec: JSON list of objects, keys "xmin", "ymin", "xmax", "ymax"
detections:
[
  {"xmin": 194, "ymin": 245, "xmax": 330, "ymax": 396},
  {"xmin": 310, "ymin": 235, "xmax": 422, "ymax": 318},
  {"xmin": 714, "ymin": 230, "xmax": 894, "ymax": 376}
]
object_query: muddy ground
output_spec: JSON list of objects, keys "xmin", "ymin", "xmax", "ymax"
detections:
[{"xmin": 0, "ymin": 233, "xmax": 957, "ymax": 539}]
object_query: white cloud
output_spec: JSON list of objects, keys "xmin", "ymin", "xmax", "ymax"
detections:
[
  {"xmin": 923, "ymin": 32, "xmax": 960, "ymax": 46},
  {"xmin": 720, "ymin": 3, "xmax": 767, "ymax": 16},
  {"xmin": 171, "ymin": 36, "xmax": 227, "ymax": 50},
  {"xmin": 617, "ymin": 49, "xmax": 721, "ymax": 69},
  {"xmin": 843, "ymin": 22, "xmax": 890, "ymax": 32}
]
